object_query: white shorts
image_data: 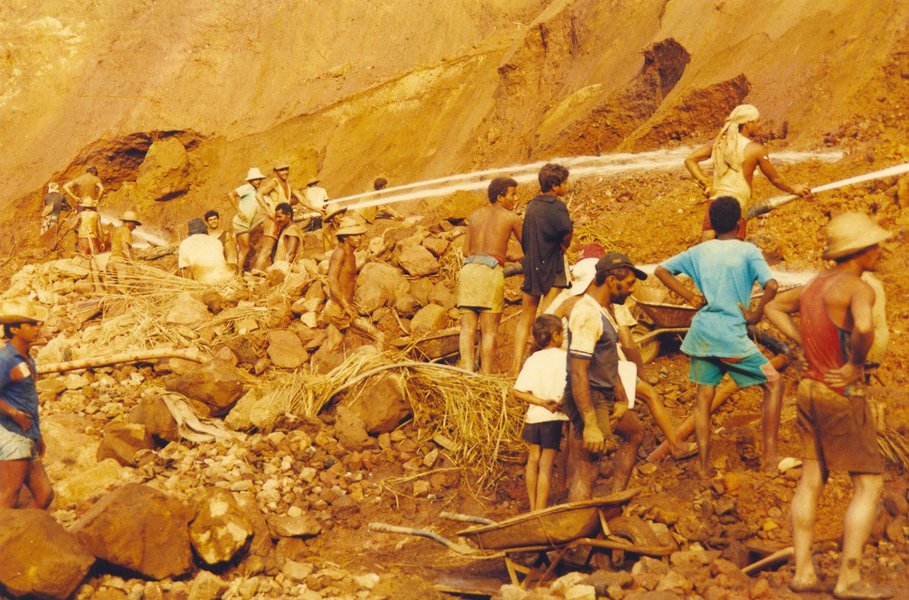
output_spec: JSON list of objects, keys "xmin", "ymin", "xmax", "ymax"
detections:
[{"xmin": 0, "ymin": 423, "xmax": 36, "ymax": 460}]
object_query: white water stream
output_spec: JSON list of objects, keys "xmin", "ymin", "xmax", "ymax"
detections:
[{"xmin": 326, "ymin": 147, "xmax": 844, "ymax": 212}]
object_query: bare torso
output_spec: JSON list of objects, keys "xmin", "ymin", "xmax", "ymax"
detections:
[
  {"xmin": 329, "ymin": 245, "xmax": 357, "ymax": 306},
  {"xmin": 464, "ymin": 204, "xmax": 521, "ymax": 260}
]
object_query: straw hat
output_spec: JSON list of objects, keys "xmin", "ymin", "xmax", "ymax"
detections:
[
  {"xmin": 0, "ymin": 298, "xmax": 49, "ymax": 325},
  {"xmin": 245, "ymin": 167, "xmax": 265, "ymax": 181},
  {"xmin": 79, "ymin": 197, "xmax": 97, "ymax": 208},
  {"xmin": 306, "ymin": 177, "xmax": 320, "ymax": 187},
  {"xmin": 822, "ymin": 212, "xmax": 892, "ymax": 260},
  {"xmin": 336, "ymin": 216, "xmax": 366, "ymax": 237},
  {"xmin": 121, "ymin": 210, "xmax": 141, "ymax": 225},
  {"xmin": 47, "ymin": 182, "xmax": 59, "ymax": 193},
  {"xmin": 273, "ymin": 160, "xmax": 290, "ymax": 171},
  {"xmin": 325, "ymin": 204, "xmax": 347, "ymax": 220}
]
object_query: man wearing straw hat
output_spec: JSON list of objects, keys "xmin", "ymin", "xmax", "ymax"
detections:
[
  {"xmin": 75, "ymin": 197, "xmax": 107, "ymax": 256},
  {"xmin": 765, "ymin": 213, "xmax": 893, "ymax": 599},
  {"xmin": 0, "ymin": 298, "xmax": 53, "ymax": 509},
  {"xmin": 685, "ymin": 103, "xmax": 811, "ymax": 240},
  {"xmin": 321, "ymin": 204, "xmax": 347, "ymax": 252},
  {"xmin": 228, "ymin": 167, "xmax": 266, "ymax": 271},
  {"xmin": 324, "ymin": 216, "xmax": 385, "ymax": 345},
  {"xmin": 254, "ymin": 161, "xmax": 304, "ymax": 271},
  {"xmin": 457, "ymin": 176, "xmax": 522, "ymax": 374},
  {"xmin": 106, "ymin": 210, "xmax": 141, "ymax": 290}
]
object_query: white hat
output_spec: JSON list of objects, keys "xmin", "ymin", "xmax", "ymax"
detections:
[
  {"xmin": 245, "ymin": 167, "xmax": 265, "ymax": 181},
  {"xmin": 0, "ymin": 298, "xmax": 49, "ymax": 324},
  {"xmin": 306, "ymin": 177, "xmax": 320, "ymax": 187},
  {"xmin": 822, "ymin": 212, "xmax": 892, "ymax": 260},
  {"xmin": 121, "ymin": 210, "xmax": 141, "ymax": 225},
  {"xmin": 336, "ymin": 216, "xmax": 367, "ymax": 237},
  {"xmin": 47, "ymin": 182, "xmax": 59, "ymax": 193},
  {"xmin": 568, "ymin": 258, "xmax": 599, "ymax": 296},
  {"xmin": 273, "ymin": 160, "xmax": 290, "ymax": 171}
]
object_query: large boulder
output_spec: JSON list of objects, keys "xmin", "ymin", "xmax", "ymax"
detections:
[
  {"xmin": 40, "ymin": 413, "xmax": 99, "ymax": 481},
  {"xmin": 225, "ymin": 389, "xmax": 286, "ymax": 431},
  {"xmin": 0, "ymin": 509, "xmax": 94, "ymax": 599},
  {"xmin": 266, "ymin": 330, "xmax": 308, "ymax": 369},
  {"xmin": 398, "ymin": 245, "xmax": 439, "ymax": 276},
  {"xmin": 410, "ymin": 304, "xmax": 449, "ymax": 336},
  {"xmin": 344, "ymin": 372, "xmax": 412, "ymax": 434},
  {"xmin": 55, "ymin": 458, "xmax": 128, "ymax": 508},
  {"xmin": 190, "ymin": 489, "xmax": 253, "ymax": 566},
  {"xmin": 135, "ymin": 137, "xmax": 191, "ymax": 202},
  {"xmin": 164, "ymin": 358, "xmax": 246, "ymax": 417},
  {"xmin": 166, "ymin": 292, "xmax": 211, "ymax": 327},
  {"xmin": 354, "ymin": 262, "xmax": 409, "ymax": 314},
  {"xmin": 72, "ymin": 484, "xmax": 193, "ymax": 579},
  {"xmin": 334, "ymin": 405, "xmax": 373, "ymax": 450},
  {"xmin": 130, "ymin": 394, "xmax": 179, "ymax": 442}
]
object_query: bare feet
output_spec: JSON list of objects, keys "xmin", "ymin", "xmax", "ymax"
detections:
[
  {"xmin": 670, "ymin": 441, "xmax": 698, "ymax": 461},
  {"xmin": 832, "ymin": 581, "xmax": 894, "ymax": 599}
]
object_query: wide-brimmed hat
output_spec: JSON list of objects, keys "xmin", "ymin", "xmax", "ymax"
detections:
[
  {"xmin": 568, "ymin": 258, "xmax": 599, "ymax": 296},
  {"xmin": 79, "ymin": 197, "xmax": 97, "ymax": 208},
  {"xmin": 336, "ymin": 216, "xmax": 366, "ymax": 237},
  {"xmin": 306, "ymin": 177, "xmax": 320, "ymax": 187},
  {"xmin": 0, "ymin": 298, "xmax": 49, "ymax": 325},
  {"xmin": 822, "ymin": 212, "xmax": 892, "ymax": 260},
  {"xmin": 121, "ymin": 210, "xmax": 141, "ymax": 225},
  {"xmin": 325, "ymin": 204, "xmax": 347, "ymax": 220},
  {"xmin": 245, "ymin": 167, "xmax": 265, "ymax": 181},
  {"xmin": 273, "ymin": 160, "xmax": 290, "ymax": 171},
  {"xmin": 596, "ymin": 252, "xmax": 648, "ymax": 282},
  {"xmin": 47, "ymin": 182, "xmax": 59, "ymax": 193}
]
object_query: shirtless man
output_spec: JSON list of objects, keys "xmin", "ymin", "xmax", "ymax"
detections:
[
  {"xmin": 254, "ymin": 161, "xmax": 304, "ymax": 271},
  {"xmin": 63, "ymin": 166, "xmax": 104, "ymax": 211},
  {"xmin": 457, "ymin": 177, "xmax": 522, "ymax": 373},
  {"xmin": 765, "ymin": 213, "xmax": 893, "ymax": 599},
  {"xmin": 511, "ymin": 163, "xmax": 573, "ymax": 375},
  {"xmin": 107, "ymin": 210, "xmax": 141, "ymax": 290},
  {"xmin": 685, "ymin": 104, "xmax": 810, "ymax": 240},
  {"xmin": 227, "ymin": 167, "xmax": 266, "ymax": 270},
  {"xmin": 324, "ymin": 217, "xmax": 384, "ymax": 344},
  {"xmin": 204, "ymin": 210, "xmax": 239, "ymax": 270}
]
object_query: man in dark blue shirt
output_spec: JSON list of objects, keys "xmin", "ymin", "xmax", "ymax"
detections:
[{"xmin": 0, "ymin": 299, "xmax": 53, "ymax": 509}]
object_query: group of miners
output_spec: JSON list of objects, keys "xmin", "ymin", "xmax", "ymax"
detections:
[{"xmin": 7, "ymin": 103, "xmax": 895, "ymax": 598}]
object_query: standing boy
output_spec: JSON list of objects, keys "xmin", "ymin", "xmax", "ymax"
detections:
[
  {"xmin": 514, "ymin": 314, "xmax": 569, "ymax": 511},
  {"xmin": 512, "ymin": 163, "xmax": 573, "ymax": 375},
  {"xmin": 655, "ymin": 197, "xmax": 781, "ymax": 477}
]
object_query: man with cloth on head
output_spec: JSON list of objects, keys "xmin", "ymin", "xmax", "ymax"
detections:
[
  {"xmin": 457, "ymin": 176, "xmax": 522, "ymax": 374},
  {"xmin": 0, "ymin": 298, "xmax": 53, "ymax": 509},
  {"xmin": 655, "ymin": 197, "xmax": 782, "ymax": 477},
  {"xmin": 564, "ymin": 252, "xmax": 647, "ymax": 500},
  {"xmin": 41, "ymin": 182, "xmax": 70, "ymax": 235},
  {"xmin": 685, "ymin": 104, "xmax": 811, "ymax": 240},
  {"xmin": 765, "ymin": 213, "xmax": 893, "ymax": 600},
  {"xmin": 227, "ymin": 167, "xmax": 267, "ymax": 271}
]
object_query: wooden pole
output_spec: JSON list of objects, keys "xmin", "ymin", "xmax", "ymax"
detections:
[{"xmin": 37, "ymin": 347, "xmax": 205, "ymax": 375}]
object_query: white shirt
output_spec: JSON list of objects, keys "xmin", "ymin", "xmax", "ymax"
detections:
[
  {"xmin": 304, "ymin": 186, "xmax": 329, "ymax": 211},
  {"xmin": 514, "ymin": 347, "xmax": 569, "ymax": 424},
  {"xmin": 178, "ymin": 235, "xmax": 233, "ymax": 285}
]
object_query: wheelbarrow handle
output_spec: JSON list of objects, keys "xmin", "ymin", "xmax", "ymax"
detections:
[
  {"xmin": 439, "ymin": 511, "xmax": 496, "ymax": 525},
  {"xmin": 368, "ymin": 522, "xmax": 476, "ymax": 555}
]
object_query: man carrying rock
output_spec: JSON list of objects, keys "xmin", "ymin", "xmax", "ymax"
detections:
[
  {"xmin": 684, "ymin": 104, "xmax": 810, "ymax": 240},
  {"xmin": 655, "ymin": 197, "xmax": 782, "ymax": 477},
  {"xmin": 457, "ymin": 177, "xmax": 522, "ymax": 374},
  {"xmin": 765, "ymin": 213, "xmax": 893, "ymax": 599},
  {"xmin": 227, "ymin": 167, "xmax": 266, "ymax": 271},
  {"xmin": 512, "ymin": 163, "xmax": 573, "ymax": 375},
  {"xmin": 564, "ymin": 253, "xmax": 646, "ymax": 500},
  {"xmin": 324, "ymin": 217, "xmax": 384, "ymax": 345},
  {"xmin": 178, "ymin": 217, "xmax": 234, "ymax": 285},
  {"xmin": 63, "ymin": 165, "xmax": 104, "ymax": 212},
  {"xmin": 254, "ymin": 161, "xmax": 304, "ymax": 271},
  {"xmin": 0, "ymin": 299, "xmax": 53, "ymax": 509}
]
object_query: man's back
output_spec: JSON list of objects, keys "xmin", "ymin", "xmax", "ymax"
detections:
[
  {"xmin": 465, "ymin": 204, "xmax": 519, "ymax": 260},
  {"xmin": 71, "ymin": 173, "xmax": 102, "ymax": 199}
]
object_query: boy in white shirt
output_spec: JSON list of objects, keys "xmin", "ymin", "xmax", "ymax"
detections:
[{"xmin": 514, "ymin": 314, "xmax": 569, "ymax": 511}]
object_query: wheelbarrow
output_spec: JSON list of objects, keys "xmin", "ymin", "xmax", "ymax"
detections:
[{"xmin": 369, "ymin": 488, "xmax": 675, "ymax": 590}]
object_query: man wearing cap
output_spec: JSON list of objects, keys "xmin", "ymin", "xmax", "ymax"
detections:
[
  {"xmin": 178, "ymin": 217, "xmax": 234, "ymax": 285},
  {"xmin": 63, "ymin": 165, "xmax": 104, "ymax": 213},
  {"xmin": 685, "ymin": 104, "xmax": 810, "ymax": 240},
  {"xmin": 0, "ymin": 299, "xmax": 53, "ymax": 509},
  {"xmin": 324, "ymin": 217, "xmax": 384, "ymax": 345},
  {"xmin": 655, "ymin": 197, "xmax": 782, "ymax": 477},
  {"xmin": 228, "ymin": 167, "xmax": 267, "ymax": 271},
  {"xmin": 254, "ymin": 162, "xmax": 304, "ymax": 271},
  {"xmin": 512, "ymin": 163, "xmax": 573, "ymax": 376},
  {"xmin": 457, "ymin": 177, "xmax": 522, "ymax": 374},
  {"xmin": 41, "ymin": 182, "xmax": 70, "ymax": 235},
  {"xmin": 75, "ymin": 197, "xmax": 107, "ymax": 256},
  {"xmin": 564, "ymin": 252, "xmax": 647, "ymax": 500},
  {"xmin": 322, "ymin": 204, "xmax": 347, "ymax": 252},
  {"xmin": 765, "ymin": 213, "xmax": 893, "ymax": 599}
]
